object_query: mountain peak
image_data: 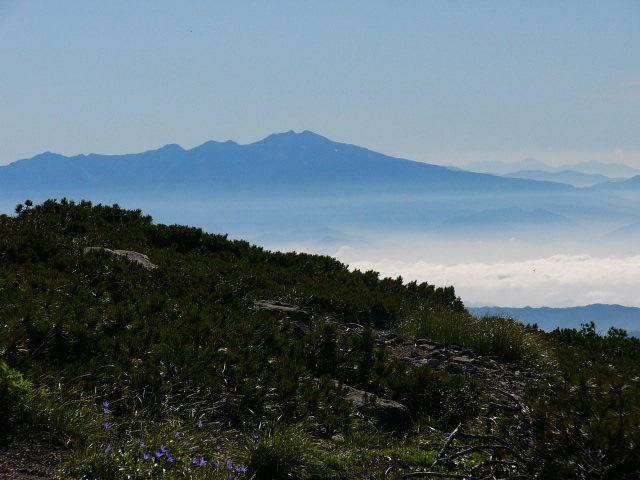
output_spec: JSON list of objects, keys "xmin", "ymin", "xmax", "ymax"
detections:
[
  {"xmin": 257, "ymin": 130, "xmax": 330, "ymax": 146},
  {"xmin": 33, "ymin": 151, "xmax": 68, "ymax": 161},
  {"xmin": 160, "ymin": 143, "xmax": 184, "ymax": 152}
]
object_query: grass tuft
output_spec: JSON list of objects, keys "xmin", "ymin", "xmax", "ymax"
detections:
[{"xmin": 241, "ymin": 423, "xmax": 340, "ymax": 480}]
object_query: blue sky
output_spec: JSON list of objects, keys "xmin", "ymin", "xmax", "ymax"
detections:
[{"xmin": 1, "ymin": 0, "xmax": 639, "ymax": 167}]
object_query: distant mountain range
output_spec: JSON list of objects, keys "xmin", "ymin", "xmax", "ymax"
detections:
[
  {"xmin": 1, "ymin": 131, "xmax": 571, "ymax": 195},
  {"xmin": 594, "ymin": 174, "xmax": 640, "ymax": 191},
  {"xmin": 464, "ymin": 158, "xmax": 640, "ymax": 179},
  {"xmin": 0, "ymin": 131, "xmax": 638, "ymax": 244},
  {"xmin": 502, "ymin": 170, "xmax": 625, "ymax": 188},
  {"xmin": 468, "ymin": 304, "xmax": 640, "ymax": 337}
]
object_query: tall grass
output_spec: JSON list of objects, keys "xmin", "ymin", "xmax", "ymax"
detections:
[
  {"xmin": 240, "ymin": 423, "xmax": 340, "ymax": 480},
  {"xmin": 397, "ymin": 309, "xmax": 553, "ymax": 369},
  {"xmin": 21, "ymin": 383, "xmax": 102, "ymax": 446}
]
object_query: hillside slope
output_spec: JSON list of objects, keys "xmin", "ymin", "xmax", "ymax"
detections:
[{"xmin": 2, "ymin": 200, "xmax": 640, "ymax": 479}]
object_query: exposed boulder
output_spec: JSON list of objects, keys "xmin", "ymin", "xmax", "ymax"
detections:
[
  {"xmin": 83, "ymin": 247, "xmax": 158, "ymax": 270},
  {"xmin": 340, "ymin": 384, "xmax": 413, "ymax": 433},
  {"xmin": 252, "ymin": 300, "xmax": 313, "ymax": 336}
]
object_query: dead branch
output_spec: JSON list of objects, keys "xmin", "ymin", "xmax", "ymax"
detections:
[{"xmin": 432, "ymin": 423, "xmax": 462, "ymax": 467}]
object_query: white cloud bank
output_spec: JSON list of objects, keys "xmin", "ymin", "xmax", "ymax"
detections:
[{"xmin": 341, "ymin": 253, "xmax": 640, "ymax": 308}]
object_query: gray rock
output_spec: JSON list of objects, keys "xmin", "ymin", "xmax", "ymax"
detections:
[
  {"xmin": 471, "ymin": 358, "xmax": 490, "ymax": 368},
  {"xmin": 83, "ymin": 247, "xmax": 158, "ymax": 270},
  {"xmin": 252, "ymin": 300, "xmax": 313, "ymax": 336},
  {"xmin": 451, "ymin": 356, "xmax": 473, "ymax": 364},
  {"xmin": 381, "ymin": 332, "xmax": 404, "ymax": 346},
  {"xmin": 427, "ymin": 358, "xmax": 440, "ymax": 368},
  {"xmin": 340, "ymin": 384, "xmax": 412, "ymax": 432},
  {"xmin": 445, "ymin": 363, "xmax": 464, "ymax": 375}
]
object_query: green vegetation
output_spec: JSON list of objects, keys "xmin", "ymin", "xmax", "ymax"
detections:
[
  {"xmin": 397, "ymin": 309, "xmax": 553, "ymax": 369},
  {"xmin": 1, "ymin": 199, "xmax": 640, "ymax": 479}
]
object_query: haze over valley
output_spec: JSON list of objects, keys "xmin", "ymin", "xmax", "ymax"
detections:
[{"xmin": 1, "ymin": 131, "xmax": 638, "ymax": 315}]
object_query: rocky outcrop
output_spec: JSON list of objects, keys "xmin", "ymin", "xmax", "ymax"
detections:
[
  {"xmin": 253, "ymin": 300, "xmax": 537, "ymax": 423},
  {"xmin": 374, "ymin": 330, "xmax": 536, "ymax": 398},
  {"xmin": 340, "ymin": 384, "xmax": 413, "ymax": 432},
  {"xmin": 83, "ymin": 247, "xmax": 158, "ymax": 270}
]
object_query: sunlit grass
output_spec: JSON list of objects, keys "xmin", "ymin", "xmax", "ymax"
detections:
[{"xmin": 397, "ymin": 309, "xmax": 554, "ymax": 370}]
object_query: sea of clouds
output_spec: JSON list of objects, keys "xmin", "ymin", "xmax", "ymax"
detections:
[{"xmin": 339, "ymin": 252, "xmax": 640, "ymax": 308}]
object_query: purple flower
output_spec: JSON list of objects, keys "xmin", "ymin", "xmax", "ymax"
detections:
[
  {"xmin": 183, "ymin": 440, "xmax": 191, "ymax": 447},
  {"xmin": 226, "ymin": 458, "xmax": 234, "ymax": 470},
  {"xmin": 192, "ymin": 457, "xmax": 208, "ymax": 467},
  {"xmin": 197, "ymin": 420, "xmax": 204, "ymax": 428},
  {"xmin": 102, "ymin": 401, "xmax": 112, "ymax": 414},
  {"xmin": 174, "ymin": 431, "xmax": 181, "ymax": 437},
  {"xmin": 102, "ymin": 421, "xmax": 113, "ymax": 429},
  {"xmin": 160, "ymin": 444, "xmax": 169, "ymax": 453},
  {"xmin": 209, "ymin": 433, "xmax": 215, "ymax": 440},
  {"xmin": 236, "ymin": 465, "xmax": 248, "ymax": 474},
  {"xmin": 105, "ymin": 443, "xmax": 113, "ymax": 453},
  {"xmin": 253, "ymin": 433, "xmax": 260, "ymax": 442},
  {"xmin": 143, "ymin": 452, "xmax": 151, "ymax": 461},
  {"xmin": 155, "ymin": 449, "xmax": 164, "ymax": 458},
  {"xmin": 138, "ymin": 440, "xmax": 147, "ymax": 447},
  {"xmin": 166, "ymin": 452, "xmax": 174, "ymax": 463}
]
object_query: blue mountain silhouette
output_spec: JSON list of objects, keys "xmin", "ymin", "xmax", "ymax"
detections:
[{"xmin": 0, "ymin": 131, "xmax": 573, "ymax": 195}]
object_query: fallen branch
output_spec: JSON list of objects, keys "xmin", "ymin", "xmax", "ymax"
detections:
[{"xmin": 432, "ymin": 423, "xmax": 462, "ymax": 467}]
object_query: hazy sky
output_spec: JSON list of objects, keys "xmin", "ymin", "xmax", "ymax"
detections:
[{"xmin": 2, "ymin": 1, "xmax": 639, "ymax": 167}]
